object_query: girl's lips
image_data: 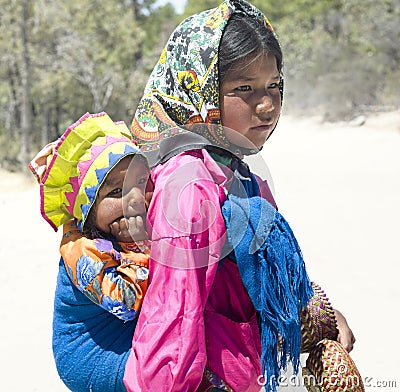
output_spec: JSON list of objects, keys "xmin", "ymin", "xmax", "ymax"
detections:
[{"xmin": 251, "ymin": 123, "xmax": 273, "ymax": 132}]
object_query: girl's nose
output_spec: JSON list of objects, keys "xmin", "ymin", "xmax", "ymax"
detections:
[{"xmin": 255, "ymin": 94, "xmax": 274, "ymax": 115}]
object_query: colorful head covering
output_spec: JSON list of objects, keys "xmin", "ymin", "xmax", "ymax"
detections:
[
  {"xmin": 35, "ymin": 112, "xmax": 142, "ymax": 232},
  {"xmin": 131, "ymin": 0, "xmax": 282, "ymax": 165}
]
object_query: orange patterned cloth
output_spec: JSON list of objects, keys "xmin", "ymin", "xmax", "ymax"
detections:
[{"xmin": 60, "ymin": 220, "xmax": 149, "ymax": 321}]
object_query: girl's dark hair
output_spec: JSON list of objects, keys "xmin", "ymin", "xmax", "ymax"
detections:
[{"xmin": 218, "ymin": 13, "xmax": 283, "ymax": 82}]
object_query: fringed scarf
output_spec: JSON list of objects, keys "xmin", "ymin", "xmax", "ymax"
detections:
[{"xmin": 222, "ymin": 171, "xmax": 314, "ymax": 391}]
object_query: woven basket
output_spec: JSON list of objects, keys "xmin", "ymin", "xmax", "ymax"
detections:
[
  {"xmin": 303, "ymin": 339, "xmax": 365, "ymax": 392},
  {"xmin": 301, "ymin": 283, "xmax": 339, "ymax": 353}
]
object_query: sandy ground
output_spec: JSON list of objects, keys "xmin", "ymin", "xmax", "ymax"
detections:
[{"xmin": 1, "ymin": 110, "xmax": 399, "ymax": 391}]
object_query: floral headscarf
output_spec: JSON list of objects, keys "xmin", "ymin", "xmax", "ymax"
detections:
[{"xmin": 131, "ymin": 0, "xmax": 282, "ymax": 165}]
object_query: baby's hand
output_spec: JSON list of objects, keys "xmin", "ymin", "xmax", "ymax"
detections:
[
  {"xmin": 110, "ymin": 215, "xmax": 148, "ymax": 242},
  {"xmin": 334, "ymin": 309, "xmax": 356, "ymax": 352}
]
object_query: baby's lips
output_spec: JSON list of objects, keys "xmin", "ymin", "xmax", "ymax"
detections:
[{"xmin": 112, "ymin": 216, "xmax": 124, "ymax": 225}]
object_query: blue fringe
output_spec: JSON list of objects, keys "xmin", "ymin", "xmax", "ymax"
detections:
[{"xmin": 222, "ymin": 194, "xmax": 313, "ymax": 392}]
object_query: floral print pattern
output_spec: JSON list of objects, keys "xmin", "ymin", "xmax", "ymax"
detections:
[
  {"xmin": 61, "ymin": 220, "xmax": 149, "ymax": 321},
  {"xmin": 131, "ymin": 0, "xmax": 279, "ymax": 161}
]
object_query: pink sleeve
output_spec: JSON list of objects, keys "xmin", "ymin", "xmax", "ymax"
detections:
[{"xmin": 123, "ymin": 150, "xmax": 228, "ymax": 391}]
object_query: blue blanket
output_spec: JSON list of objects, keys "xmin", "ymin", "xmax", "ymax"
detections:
[
  {"xmin": 222, "ymin": 194, "xmax": 313, "ymax": 392},
  {"xmin": 53, "ymin": 259, "xmax": 137, "ymax": 392}
]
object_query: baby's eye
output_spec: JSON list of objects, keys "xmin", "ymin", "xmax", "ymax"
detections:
[
  {"xmin": 268, "ymin": 82, "xmax": 279, "ymax": 89},
  {"xmin": 235, "ymin": 85, "xmax": 251, "ymax": 92},
  {"xmin": 108, "ymin": 188, "xmax": 122, "ymax": 197}
]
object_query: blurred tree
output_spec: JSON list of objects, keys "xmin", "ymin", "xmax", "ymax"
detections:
[
  {"xmin": 0, "ymin": 0, "xmax": 179, "ymax": 169},
  {"xmin": 280, "ymin": 0, "xmax": 400, "ymax": 119},
  {"xmin": 183, "ymin": 0, "xmax": 219, "ymax": 17},
  {"xmin": 0, "ymin": 0, "xmax": 399, "ymax": 170},
  {"xmin": 0, "ymin": 0, "xmax": 34, "ymax": 168},
  {"xmin": 19, "ymin": 0, "xmax": 33, "ymax": 168},
  {"xmin": 341, "ymin": 0, "xmax": 400, "ymax": 109},
  {"xmin": 0, "ymin": 1, "xmax": 17, "ymax": 163}
]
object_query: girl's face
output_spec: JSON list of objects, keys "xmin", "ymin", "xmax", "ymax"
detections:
[
  {"xmin": 220, "ymin": 53, "xmax": 281, "ymax": 149},
  {"xmin": 93, "ymin": 156, "xmax": 150, "ymax": 235}
]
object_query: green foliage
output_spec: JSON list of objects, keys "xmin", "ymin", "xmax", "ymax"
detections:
[
  {"xmin": 0, "ymin": 0, "xmax": 178, "ymax": 169},
  {"xmin": 183, "ymin": 0, "xmax": 220, "ymax": 18},
  {"xmin": 272, "ymin": 0, "xmax": 400, "ymax": 119},
  {"xmin": 0, "ymin": 0, "xmax": 399, "ymax": 170}
]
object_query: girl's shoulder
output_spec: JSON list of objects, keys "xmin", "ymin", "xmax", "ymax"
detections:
[
  {"xmin": 251, "ymin": 172, "xmax": 277, "ymax": 209},
  {"xmin": 147, "ymin": 149, "xmax": 228, "ymax": 240},
  {"xmin": 151, "ymin": 149, "xmax": 229, "ymax": 190}
]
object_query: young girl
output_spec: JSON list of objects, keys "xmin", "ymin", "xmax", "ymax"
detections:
[
  {"xmin": 123, "ymin": 0, "xmax": 358, "ymax": 391},
  {"xmin": 35, "ymin": 1, "xmax": 360, "ymax": 391},
  {"xmin": 30, "ymin": 112, "xmax": 151, "ymax": 391}
]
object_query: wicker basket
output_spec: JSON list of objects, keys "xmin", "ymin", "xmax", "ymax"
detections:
[
  {"xmin": 303, "ymin": 339, "xmax": 365, "ymax": 392},
  {"xmin": 301, "ymin": 283, "xmax": 339, "ymax": 353}
]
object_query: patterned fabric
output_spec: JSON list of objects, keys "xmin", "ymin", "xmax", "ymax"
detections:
[
  {"xmin": 28, "ymin": 141, "xmax": 57, "ymax": 184},
  {"xmin": 131, "ymin": 0, "xmax": 282, "ymax": 164},
  {"xmin": 37, "ymin": 112, "xmax": 143, "ymax": 231},
  {"xmin": 303, "ymin": 339, "xmax": 365, "ymax": 391},
  {"xmin": 60, "ymin": 220, "xmax": 149, "ymax": 321},
  {"xmin": 53, "ymin": 258, "xmax": 136, "ymax": 392},
  {"xmin": 203, "ymin": 368, "xmax": 233, "ymax": 391}
]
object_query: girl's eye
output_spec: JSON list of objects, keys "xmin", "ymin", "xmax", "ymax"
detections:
[
  {"xmin": 235, "ymin": 85, "xmax": 251, "ymax": 92},
  {"xmin": 268, "ymin": 83, "xmax": 279, "ymax": 89},
  {"xmin": 108, "ymin": 188, "xmax": 122, "ymax": 197},
  {"xmin": 138, "ymin": 176, "xmax": 148, "ymax": 186}
]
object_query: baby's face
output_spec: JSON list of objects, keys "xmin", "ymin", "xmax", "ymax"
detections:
[{"xmin": 93, "ymin": 156, "xmax": 150, "ymax": 236}]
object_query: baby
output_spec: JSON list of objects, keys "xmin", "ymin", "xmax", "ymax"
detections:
[{"xmin": 30, "ymin": 112, "xmax": 150, "ymax": 321}]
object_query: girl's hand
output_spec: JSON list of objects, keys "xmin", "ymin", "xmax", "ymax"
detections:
[
  {"xmin": 334, "ymin": 309, "xmax": 356, "ymax": 352},
  {"xmin": 110, "ymin": 215, "xmax": 148, "ymax": 242}
]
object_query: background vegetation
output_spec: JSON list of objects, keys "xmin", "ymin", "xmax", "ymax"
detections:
[{"xmin": 1, "ymin": 0, "xmax": 399, "ymax": 170}]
